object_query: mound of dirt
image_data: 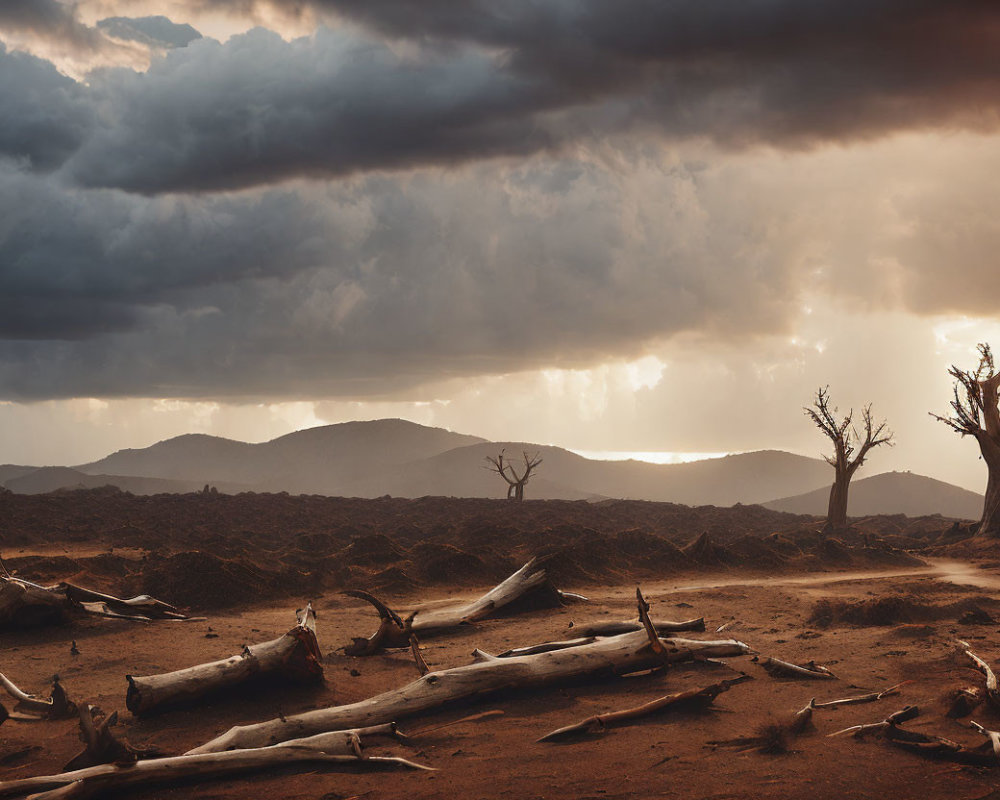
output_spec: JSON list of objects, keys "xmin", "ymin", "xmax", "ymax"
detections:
[
  {"xmin": 682, "ymin": 532, "xmax": 730, "ymax": 564},
  {"xmin": 408, "ymin": 542, "xmax": 497, "ymax": 584},
  {"xmin": 138, "ymin": 551, "xmax": 288, "ymax": 610},
  {"xmin": 809, "ymin": 594, "xmax": 1000, "ymax": 628},
  {"xmin": 341, "ymin": 534, "xmax": 406, "ymax": 566}
]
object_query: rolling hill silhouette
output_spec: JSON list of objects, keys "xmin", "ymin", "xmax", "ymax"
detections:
[
  {"xmin": 0, "ymin": 419, "xmax": 980, "ymax": 516},
  {"xmin": 763, "ymin": 470, "xmax": 983, "ymax": 519}
]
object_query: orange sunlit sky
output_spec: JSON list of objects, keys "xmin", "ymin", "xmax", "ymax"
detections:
[{"xmin": 1, "ymin": 1, "xmax": 999, "ymax": 492}]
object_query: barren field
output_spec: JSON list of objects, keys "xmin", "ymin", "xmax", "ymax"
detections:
[{"xmin": 3, "ymin": 491, "xmax": 1000, "ymax": 799}]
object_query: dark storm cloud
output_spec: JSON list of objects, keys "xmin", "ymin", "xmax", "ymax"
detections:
[
  {"xmin": 0, "ymin": 45, "xmax": 93, "ymax": 169},
  {"xmin": 2, "ymin": 0, "xmax": 989, "ymax": 193},
  {"xmin": 96, "ymin": 16, "xmax": 203, "ymax": 49},
  {"xmin": 64, "ymin": 27, "xmax": 555, "ymax": 192},
  {"xmin": 0, "ymin": 156, "xmax": 801, "ymax": 399}
]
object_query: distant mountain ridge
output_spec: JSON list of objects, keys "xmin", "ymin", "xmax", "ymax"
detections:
[
  {"xmin": 0, "ymin": 418, "xmax": 981, "ymax": 517},
  {"xmin": 763, "ymin": 471, "xmax": 984, "ymax": 520}
]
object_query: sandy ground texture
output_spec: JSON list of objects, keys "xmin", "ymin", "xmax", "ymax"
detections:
[{"xmin": 5, "ymin": 556, "xmax": 1000, "ymax": 800}]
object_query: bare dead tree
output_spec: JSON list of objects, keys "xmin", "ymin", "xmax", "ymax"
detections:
[
  {"xmin": 931, "ymin": 343, "xmax": 1000, "ymax": 537},
  {"xmin": 483, "ymin": 449, "xmax": 542, "ymax": 501},
  {"xmin": 805, "ymin": 388, "xmax": 893, "ymax": 532}
]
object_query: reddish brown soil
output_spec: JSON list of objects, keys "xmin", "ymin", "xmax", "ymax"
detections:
[{"xmin": 2, "ymin": 491, "xmax": 998, "ymax": 799}]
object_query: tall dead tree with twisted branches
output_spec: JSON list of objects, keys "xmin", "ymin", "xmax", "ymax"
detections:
[
  {"xmin": 805, "ymin": 388, "xmax": 893, "ymax": 531},
  {"xmin": 484, "ymin": 449, "xmax": 542, "ymax": 502},
  {"xmin": 931, "ymin": 343, "xmax": 1000, "ymax": 537}
]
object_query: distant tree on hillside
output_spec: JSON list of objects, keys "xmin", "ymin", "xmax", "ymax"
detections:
[
  {"xmin": 805, "ymin": 388, "xmax": 893, "ymax": 531},
  {"xmin": 931, "ymin": 343, "xmax": 1000, "ymax": 537},
  {"xmin": 484, "ymin": 449, "xmax": 542, "ymax": 502}
]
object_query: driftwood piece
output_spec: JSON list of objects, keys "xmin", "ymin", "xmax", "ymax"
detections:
[
  {"xmin": 190, "ymin": 591, "xmax": 752, "ymax": 754},
  {"xmin": 64, "ymin": 705, "xmax": 160, "ymax": 771},
  {"xmin": 811, "ymin": 682, "xmax": 906, "ymax": 709},
  {"xmin": 971, "ymin": 720, "xmax": 1000, "ymax": 760},
  {"xmin": 126, "ymin": 605, "xmax": 322, "ymax": 715},
  {"xmin": 572, "ymin": 618, "xmax": 706, "ymax": 637},
  {"xmin": 752, "ymin": 655, "xmax": 836, "ymax": 680},
  {"xmin": 828, "ymin": 705, "xmax": 921, "ymax": 738},
  {"xmin": 958, "ymin": 640, "xmax": 1000, "ymax": 709},
  {"xmin": 0, "ymin": 673, "xmax": 75, "ymax": 720},
  {"xmin": 538, "ymin": 674, "xmax": 752, "ymax": 742},
  {"xmin": 0, "ymin": 559, "xmax": 186, "ymax": 628},
  {"xmin": 833, "ymin": 706, "xmax": 1000, "ymax": 766},
  {"xmin": 0, "ymin": 725, "xmax": 427, "ymax": 800},
  {"xmin": 343, "ymin": 557, "xmax": 585, "ymax": 656}
]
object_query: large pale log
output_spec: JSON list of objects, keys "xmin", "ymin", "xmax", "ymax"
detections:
[
  {"xmin": 126, "ymin": 605, "xmax": 322, "ymax": 715},
  {"xmin": 0, "ymin": 725, "xmax": 427, "ymax": 800},
  {"xmin": 344, "ymin": 557, "xmax": 586, "ymax": 656},
  {"xmin": 191, "ymin": 620, "xmax": 751, "ymax": 753},
  {"xmin": 0, "ymin": 560, "xmax": 186, "ymax": 628}
]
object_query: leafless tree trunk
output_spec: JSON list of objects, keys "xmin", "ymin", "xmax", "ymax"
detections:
[
  {"xmin": 932, "ymin": 343, "xmax": 1000, "ymax": 537},
  {"xmin": 484, "ymin": 449, "xmax": 542, "ymax": 502},
  {"xmin": 805, "ymin": 388, "xmax": 893, "ymax": 532}
]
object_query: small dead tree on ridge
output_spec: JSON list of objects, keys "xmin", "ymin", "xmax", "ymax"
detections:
[
  {"xmin": 484, "ymin": 449, "xmax": 542, "ymax": 502},
  {"xmin": 931, "ymin": 343, "xmax": 1000, "ymax": 537},
  {"xmin": 805, "ymin": 388, "xmax": 893, "ymax": 532}
]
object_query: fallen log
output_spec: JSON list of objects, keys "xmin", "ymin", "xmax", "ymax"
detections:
[
  {"xmin": 0, "ymin": 559, "xmax": 186, "ymax": 628},
  {"xmin": 63, "ymin": 705, "xmax": 160, "ymax": 771},
  {"xmin": 828, "ymin": 705, "xmax": 921, "ymax": 738},
  {"xmin": 811, "ymin": 682, "xmax": 906, "ymax": 709},
  {"xmin": 0, "ymin": 673, "xmax": 74, "ymax": 720},
  {"xmin": 571, "ymin": 618, "xmax": 706, "ymax": 637},
  {"xmin": 832, "ymin": 706, "xmax": 1000, "ymax": 766},
  {"xmin": 538, "ymin": 674, "xmax": 752, "ymax": 741},
  {"xmin": 343, "ymin": 557, "xmax": 585, "ymax": 656},
  {"xmin": 190, "ymin": 590, "xmax": 752, "ymax": 754},
  {"xmin": 0, "ymin": 725, "xmax": 427, "ymax": 800},
  {"xmin": 752, "ymin": 655, "xmax": 836, "ymax": 680},
  {"xmin": 126, "ymin": 605, "xmax": 322, "ymax": 715},
  {"xmin": 958, "ymin": 640, "xmax": 1000, "ymax": 709}
]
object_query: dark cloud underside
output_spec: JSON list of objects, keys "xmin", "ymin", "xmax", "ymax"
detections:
[{"xmin": 2, "ymin": 2, "xmax": 998, "ymax": 192}]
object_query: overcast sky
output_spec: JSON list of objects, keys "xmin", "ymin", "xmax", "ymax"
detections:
[{"xmin": 1, "ymin": 1, "xmax": 999, "ymax": 492}]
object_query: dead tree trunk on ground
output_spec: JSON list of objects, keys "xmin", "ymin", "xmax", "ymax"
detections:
[
  {"xmin": 343, "ymin": 557, "xmax": 585, "ymax": 656},
  {"xmin": 805, "ymin": 388, "xmax": 893, "ymax": 532},
  {"xmin": 832, "ymin": 706, "xmax": 1000, "ymax": 766},
  {"xmin": 932, "ymin": 343, "xmax": 1000, "ymax": 537},
  {"xmin": 0, "ymin": 560, "xmax": 187, "ymax": 628},
  {"xmin": 752, "ymin": 655, "xmax": 836, "ymax": 680},
  {"xmin": 484, "ymin": 449, "xmax": 542, "ymax": 502},
  {"xmin": 64, "ymin": 705, "xmax": 160, "ymax": 771},
  {"xmin": 0, "ymin": 673, "xmax": 75, "ymax": 720},
  {"xmin": 0, "ymin": 726, "xmax": 426, "ymax": 800},
  {"xmin": 127, "ymin": 605, "xmax": 322, "ymax": 715},
  {"xmin": 190, "ymin": 591, "xmax": 752, "ymax": 754},
  {"xmin": 538, "ymin": 674, "xmax": 752, "ymax": 741}
]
